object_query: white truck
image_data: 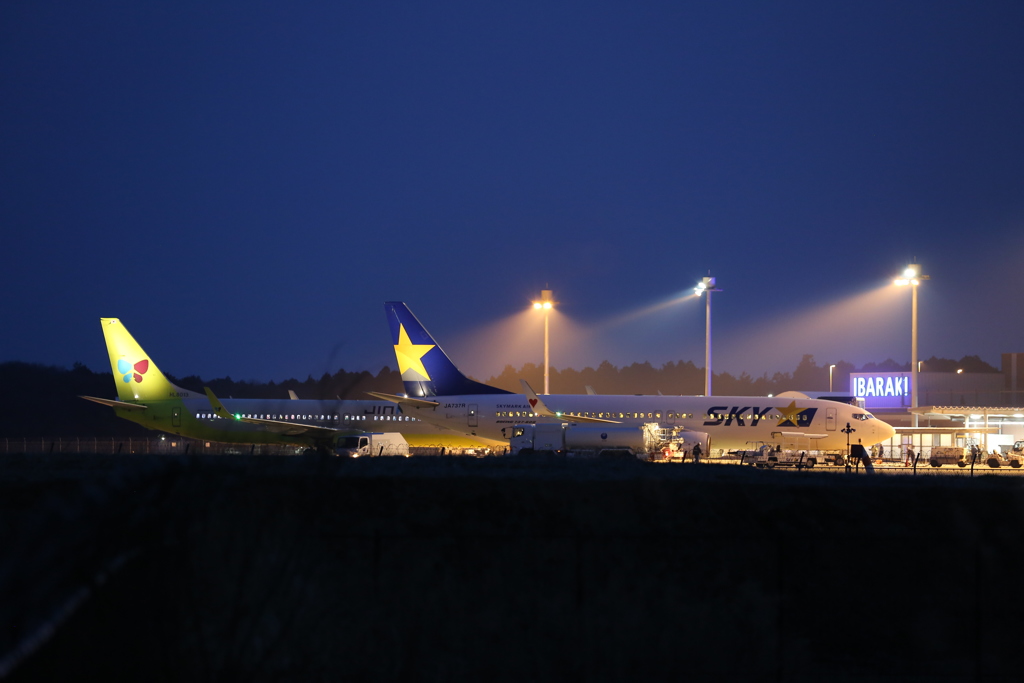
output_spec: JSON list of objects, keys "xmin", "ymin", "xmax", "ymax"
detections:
[
  {"xmin": 334, "ymin": 432, "xmax": 410, "ymax": 457},
  {"xmin": 507, "ymin": 422, "xmax": 708, "ymax": 461}
]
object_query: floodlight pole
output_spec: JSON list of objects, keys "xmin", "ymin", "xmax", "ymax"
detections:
[
  {"xmin": 829, "ymin": 364, "xmax": 836, "ymax": 393},
  {"xmin": 894, "ymin": 264, "xmax": 928, "ymax": 429},
  {"xmin": 705, "ymin": 290, "xmax": 713, "ymax": 396},
  {"xmin": 544, "ymin": 304, "xmax": 550, "ymax": 395},
  {"xmin": 695, "ymin": 276, "xmax": 721, "ymax": 396},
  {"xmin": 911, "ymin": 281, "xmax": 919, "ymax": 428}
]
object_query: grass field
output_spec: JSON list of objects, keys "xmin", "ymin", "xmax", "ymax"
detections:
[{"xmin": 2, "ymin": 453, "xmax": 1022, "ymax": 682}]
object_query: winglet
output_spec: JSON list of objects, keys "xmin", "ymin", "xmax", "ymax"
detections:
[
  {"xmin": 204, "ymin": 387, "xmax": 237, "ymax": 420},
  {"xmin": 520, "ymin": 380, "xmax": 557, "ymax": 417}
]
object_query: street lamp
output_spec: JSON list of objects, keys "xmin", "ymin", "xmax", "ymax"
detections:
[
  {"xmin": 829, "ymin": 364, "xmax": 837, "ymax": 393},
  {"xmin": 894, "ymin": 264, "xmax": 930, "ymax": 427},
  {"xmin": 694, "ymin": 275, "xmax": 721, "ymax": 396},
  {"xmin": 532, "ymin": 289, "xmax": 556, "ymax": 394}
]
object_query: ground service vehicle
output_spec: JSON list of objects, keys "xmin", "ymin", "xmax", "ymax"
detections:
[
  {"xmin": 334, "ymin": 432, "xmax": 409, "ymax": 457},
  {"xmin": 929, "ymin": 447, "xmax": 968, "ymax": 468},
  {"xmin": 737, "ymin": 434, "xmax": 841, "ymax": 468},
  {"xmin": 507, "ymin": 423, "xmax": 708, "ymax": 460},
  {"xmin": 984, "ymin": 443, "xmax": 1023, "ymax": 468}
]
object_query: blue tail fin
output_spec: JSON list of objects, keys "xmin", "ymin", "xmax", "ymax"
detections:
[{"xmin": 384, "ymin": 302, "xmax": 511, "ymax": 397}]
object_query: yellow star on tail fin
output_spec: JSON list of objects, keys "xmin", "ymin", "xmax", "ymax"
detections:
[{"xmin": 394, "ymin": 324, "xmax": 434, "ymax": 381}]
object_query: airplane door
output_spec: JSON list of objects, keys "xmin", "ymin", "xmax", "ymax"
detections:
[
  {"xmin": 172, "ymin": 407, "xmax": 181, "ymax": 427},
  {"xmin": 468, "ymin": 404, "xmax": 478, "ymax": 428},
  {"xmin": 826, "ymin": 407, "xmax": 836, "ymax": 431}
]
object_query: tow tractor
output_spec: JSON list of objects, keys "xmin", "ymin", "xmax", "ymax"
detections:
[{"xmin": 982, "ymin": 441, "xmax": 1024, "ymax": 468}]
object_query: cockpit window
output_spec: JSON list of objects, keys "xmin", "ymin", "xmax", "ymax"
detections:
[{"xmin": 851, "ymin": 413, "xmax": 873, "ymax": 421}]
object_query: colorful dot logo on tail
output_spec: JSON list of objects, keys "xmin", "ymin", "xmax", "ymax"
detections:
[{"xmin": 117, "ymin": 359, "xmax": 149, "ymax": 383}]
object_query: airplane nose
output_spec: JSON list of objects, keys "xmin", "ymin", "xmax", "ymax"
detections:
[{"xmin": 880, "ymin": 419, "xmax": 896, "ymax": 442}]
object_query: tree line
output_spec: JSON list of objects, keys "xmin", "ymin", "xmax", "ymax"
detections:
[{"xmin": 0, "ymin": 354, "xmax": 998, "ymax": 437}]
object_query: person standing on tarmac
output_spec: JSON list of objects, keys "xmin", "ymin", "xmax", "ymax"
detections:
[
  {"xmin": 692, "ymin": 442, "xmax": 702, "ymax": 463},
  {"xmin": 905, "ymin": 447, "xmax": 915, "ymax": 468}
]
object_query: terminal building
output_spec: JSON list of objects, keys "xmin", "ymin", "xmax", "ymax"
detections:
[{"xmin": 848, "ymin": 353, "xmax": 1024, "ymax": 461}]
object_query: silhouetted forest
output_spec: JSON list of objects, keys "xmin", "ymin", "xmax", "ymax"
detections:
[
  {"xmin": 0, "ymin": 354, "xmax": 999, "ymax": 437},
  {"xmin": 484, "ymin": 353, "xmax": 999, "ymax": 394}
]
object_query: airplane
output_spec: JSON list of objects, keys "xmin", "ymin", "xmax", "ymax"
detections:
[
  {"xmin": 80, "ymin": 318, "xmax": 493, "ymax": 453},
  {"xmin": 367, "ymin": 302, "xmax": 897, "ymax": 454}
]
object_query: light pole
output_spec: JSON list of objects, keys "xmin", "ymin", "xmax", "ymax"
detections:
[
  {"xmin": 829, "ymin": 364, "xmax": 836, "ymax": 393},
  {"xmin": 532, "ymin": 289, "xmax": 555, "ymax": 394},
  {"xmin": 694, "ymin": 276, "xmax": 721, "ymax": 396},
  {"xmin": 894, "ymin": 264, "xmax": 929, "ymax": 427}
]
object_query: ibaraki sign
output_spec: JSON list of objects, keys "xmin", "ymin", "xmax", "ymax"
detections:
[{"xmin": 850, "ymin": 372, "xmax": 910, "ymax": 409}]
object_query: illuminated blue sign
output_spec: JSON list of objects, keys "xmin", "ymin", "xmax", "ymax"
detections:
[{"xmin": 850, "ymin": 372, "xmax": 910, "ymax": 409}]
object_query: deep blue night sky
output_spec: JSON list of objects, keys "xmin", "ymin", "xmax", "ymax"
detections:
[{"xmin": 3, "ymin": 1, "xmax": 1023, "ymax": 386}]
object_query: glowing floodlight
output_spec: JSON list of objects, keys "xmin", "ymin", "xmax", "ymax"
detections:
[{"xmin": 531, "ymin": 289, "xmax": 557, "ymax": 394}]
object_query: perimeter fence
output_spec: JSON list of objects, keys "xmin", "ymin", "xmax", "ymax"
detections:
[{"xmin": 0, "ymin": 437, "xmax": 478, "ymax": 457}]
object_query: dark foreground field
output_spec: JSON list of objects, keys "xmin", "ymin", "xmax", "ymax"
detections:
[{"xmin": 1, "ymin": 453, "xmax": 1022, "ymax": 682}]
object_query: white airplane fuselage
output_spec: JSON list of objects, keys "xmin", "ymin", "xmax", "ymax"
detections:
[{"xmin": 396, "ymin": 392, "xmax": 895, "ymax": 452}]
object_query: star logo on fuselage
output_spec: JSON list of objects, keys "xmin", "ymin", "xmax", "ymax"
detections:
[
  {"xmin": 394, "ymin": 324, "xmax": 434, "ymax": 381},
  {"xmin": 776, "ymin": 401, "xmax": 804, "ymax": 427}
]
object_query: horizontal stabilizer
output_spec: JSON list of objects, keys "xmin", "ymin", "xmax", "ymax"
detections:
[
  {"xmin": 365, "ymin": 391, "xmax": 440, "ymax": 408},
  {"xmin": 80, "ymin": 396, "xmax": 148, "ymax": 411}
]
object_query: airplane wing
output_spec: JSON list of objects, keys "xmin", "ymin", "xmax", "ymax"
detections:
[
  {"xmin": 519, "ymin": 380, "xmax": 620, "ymax": 424},
  {"xmin": 365, "ymin": 391, "xmax": 440, "ymax": 408},
  {"xmin": 204, "ymin": 387, "xmax": 357, "ymax": 438},
  {"xmin": 80, "ymin": 396, "xmax": 148, "ymax": 411},
  {"xmin": 771, "ymin": 431, "xmax": 829, "ymax": 439}
]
